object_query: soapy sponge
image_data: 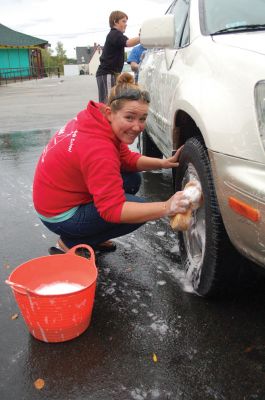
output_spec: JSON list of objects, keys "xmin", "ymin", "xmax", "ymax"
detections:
[{"xmin": 170, "ymin": 182, "xmax": 202, "ymax": 231}]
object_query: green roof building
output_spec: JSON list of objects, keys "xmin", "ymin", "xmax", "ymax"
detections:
[{"xmin": 0, "ymin": 23, "xmax": 49, "ymax": 79}]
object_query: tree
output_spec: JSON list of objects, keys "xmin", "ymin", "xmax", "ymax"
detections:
[
  {"xmin": 55, "ymin": 41, "xmax": 67, "ymax": 73},
  {"xmin": 41, "ymin": 47, "xmax": 55, "ymax": 68},
  {"xmin": 41, "ymin": 47, "xmax": 60, "ymax": 76},
  {"xmin": 41, "ymin": 42, "xmax": 76, "ymax": 76},
  {"xmin": 55, "ymin": 41, "xmax": 67, "ymax": 59}
]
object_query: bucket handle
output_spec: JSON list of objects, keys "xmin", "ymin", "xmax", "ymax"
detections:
[
  {"xmin": 67, "ymin": 244, "xmax": 95, "ymax": 263},
  {"xmin": 5, "ymin": 279, "xmax": 34, "ymax": 295}
]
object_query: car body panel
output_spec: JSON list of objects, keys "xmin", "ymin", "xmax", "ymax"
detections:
[
  {"xmin": 209, "ymin": 150, "xmax": 265, "ymax": 266},
  {"xmin": 140, "ymin": 33, "xmax": 265, "ymax": 162},
  {"xmin": 139, "ymin": 0, "xmax": 265, "ymax": 267}
]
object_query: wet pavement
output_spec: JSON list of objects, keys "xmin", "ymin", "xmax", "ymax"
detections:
[{"xmin": 1, "ymin": 76, "xmax": 265, "ymax": 400}]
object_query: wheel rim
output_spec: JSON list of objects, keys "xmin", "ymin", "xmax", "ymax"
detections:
[{"xmin": 182, "ymin": 163, "xmax": 206, "ymax": 289}]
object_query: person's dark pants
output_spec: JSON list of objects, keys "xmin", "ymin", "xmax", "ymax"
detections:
[
  {"xmin": 96, "ymin": 74, "xmax": 116, "ymax": 103},
  {"xmin": 41, "ymin": 172, "xmax": 146, "ymax": 248}
]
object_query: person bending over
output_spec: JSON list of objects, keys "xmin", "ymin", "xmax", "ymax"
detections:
[{"xmin": 127, "ymin": 44, "xmax": 146, "ymax": 83}]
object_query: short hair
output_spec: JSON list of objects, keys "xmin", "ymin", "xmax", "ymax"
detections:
[{"xmin": 109, "ymin": 11, "xmax": 128, "ymax": 28}]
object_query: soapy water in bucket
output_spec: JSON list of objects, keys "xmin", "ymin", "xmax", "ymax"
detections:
[
  {"xmin": 5, "ymin": 244, "xmax": 97, "ymax": 342},
  {"xmin": 35, "ymin": 281, "xmax": 85, "ymax": 295}
]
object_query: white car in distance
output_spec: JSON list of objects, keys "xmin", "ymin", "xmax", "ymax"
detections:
[{"xmin": 139, "ymin": 0, "xmax": 265, "ymax": 297}]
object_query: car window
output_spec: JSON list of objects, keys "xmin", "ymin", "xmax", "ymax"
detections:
[
  {"xmin": 180, "ymin": 13, "xmax": 190, "ymax": 47},
  {"xmin": 168, "ymin": 0, "xmax": 190, "ymax": 48},
  {"xmin": 166, "ymin": 0, "xmax": 177, "ymax": 14},
  {"xmin": 202, "ymin": 0, "xmax": 265, "ymax": 34}
]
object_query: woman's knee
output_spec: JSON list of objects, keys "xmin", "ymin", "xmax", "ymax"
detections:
[{"xmin": 122, "ymin": 172, "xmax": 142, "ymax": 194}]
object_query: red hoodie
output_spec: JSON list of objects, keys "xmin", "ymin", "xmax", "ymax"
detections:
[{"xmin": 33, "ymin": 101, "xmax": 141, "ymax": 223}]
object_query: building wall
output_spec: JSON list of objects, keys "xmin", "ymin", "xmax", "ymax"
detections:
[
  {"xmin": 89, "ymin": 49, "xmax": 101, "ymax": 75},
  {"xmin": 0, "ymin": 48, "xmax": 30, "ymax": 77},
  {"xmin": 76, "ymin": 47, "xmax": 91, "ymax": 64},
  {"xmin": 64, "ymin": 64, "xmax": 80, "ymax": 76}
]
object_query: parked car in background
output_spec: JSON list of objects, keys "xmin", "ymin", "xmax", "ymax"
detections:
[{"xmin": 139, "ymin": 0, "xmax": 265, "ymax": 297}]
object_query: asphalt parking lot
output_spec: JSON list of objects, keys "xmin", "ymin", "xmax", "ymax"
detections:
[{"xmin": 1, "ymin": 75, "xmax": 265, "ymax": 400}]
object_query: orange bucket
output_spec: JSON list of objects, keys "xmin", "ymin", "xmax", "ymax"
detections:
[{"xmin": 5, "ymin": 244, "xmax": 98, "ymax": 343}]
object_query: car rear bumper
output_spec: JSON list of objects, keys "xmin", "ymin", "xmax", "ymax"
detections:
[{"xmin": 209, "ymin": 150, "xmax": 265, "ymax": 267}]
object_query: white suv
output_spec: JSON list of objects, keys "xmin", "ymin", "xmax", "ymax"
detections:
[{"xmin": 139, "ymin": 0, "xmax": 265, "ymax": 297}]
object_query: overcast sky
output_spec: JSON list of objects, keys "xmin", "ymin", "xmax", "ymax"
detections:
[{"xmin": 1, "ymin": 0, "xmax": 172, "ymax": 58}]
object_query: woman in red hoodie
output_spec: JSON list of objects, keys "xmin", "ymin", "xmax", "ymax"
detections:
[{"xmin": 33, "ymin": 73, "xmax": 190, "ymax": 253}]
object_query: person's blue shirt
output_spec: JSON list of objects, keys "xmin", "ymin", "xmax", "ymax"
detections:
[
  {"xmin": 127, "ymin": 44, "xmax": 146, "ymax": 65},
  {"xmin": 127, "ymin": 44, "xmax": 146, "ymax": 82}
]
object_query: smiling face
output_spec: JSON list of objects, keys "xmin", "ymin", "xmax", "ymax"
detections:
[
  {"xmin": 114, "ymin": 17, "xmax": 128, "ymax": 33},
  {"xmin": 106, "ymin": 101, "xmax": 149, "ymax": 145}
]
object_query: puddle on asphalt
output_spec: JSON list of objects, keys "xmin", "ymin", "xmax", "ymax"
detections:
[
  {"xmin": 0, "ymin": 129, "xmax": 52, "ymax": 161},
  {"xmin": 3, "ymin": 131, "xmax": 265, "ymax": 400}
]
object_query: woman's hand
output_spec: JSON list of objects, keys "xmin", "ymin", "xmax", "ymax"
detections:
[
  {"xmin": 136, "ymin": 145, "xmax": 183, "ymax": 173},
  {"xmin": 160, "ymin": 145, "xmax": 184, "ymax": 169},
  {"xmin": 165, "ymin": 190, "xmax": 191, "ymax": 217}
]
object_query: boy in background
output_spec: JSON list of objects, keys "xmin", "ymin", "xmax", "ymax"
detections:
[{"xmin": 96, "ymin": 10, "xmax": 140, "ymax": 103}]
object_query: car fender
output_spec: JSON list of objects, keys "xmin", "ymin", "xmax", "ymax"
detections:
[{"xmin": 168, "ymin": 37, "xmax": 265, "ymax": 163}]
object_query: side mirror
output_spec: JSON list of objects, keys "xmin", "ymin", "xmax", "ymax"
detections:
[{"xmin": 140, "ymin": 15, "xmax": 175, "ymax": 48}]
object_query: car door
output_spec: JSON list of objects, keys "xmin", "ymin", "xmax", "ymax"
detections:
[{"xmin": 144, "ymin": 0, "xmax": 190, "ymax": 157}]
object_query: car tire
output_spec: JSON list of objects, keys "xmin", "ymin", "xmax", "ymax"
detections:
[
  {"xmin": 138, "ymin": 130, "xmax": 163, "ymax": 158},
  {"xmin": 174, "ymin": 136, "xmax": 238, "ymax": 297}
]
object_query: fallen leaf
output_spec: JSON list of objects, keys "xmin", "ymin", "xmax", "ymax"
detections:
[
  {"xmin": 11, "ymin": 313, "xmax": 19, "ymax": 320},
  {"xmin": 244, "ymin": 346, "xmax": 253, "ymax": 353},
  {"xmin": 34, "ymin": 378, "xmax": 45, "ymax": 390},
  {"xmin": 153, "ymin": 353, "xmax": 158, "ymax": 363}
]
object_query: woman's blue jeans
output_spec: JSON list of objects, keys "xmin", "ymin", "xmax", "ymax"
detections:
[{"xmin": 41, "ymin": 172, "xmax": 146, "ymax": 248}]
